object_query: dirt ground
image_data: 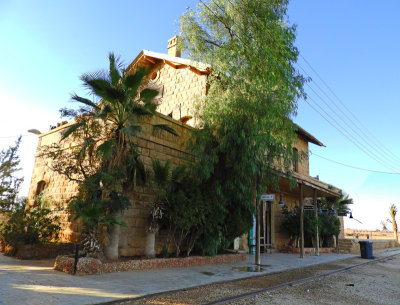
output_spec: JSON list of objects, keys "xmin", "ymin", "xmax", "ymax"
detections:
[{"xmin": 115, "ymin": 254, "xmax": 400, "ymax": 305}]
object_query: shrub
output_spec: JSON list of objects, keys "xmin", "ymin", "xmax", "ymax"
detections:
[{"xmin": 0, "ymin": 201, "xmax": 61, "ymax": 247}]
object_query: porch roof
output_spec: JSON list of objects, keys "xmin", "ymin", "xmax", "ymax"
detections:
[{"xmin": 278, "ymin": 173, "xmax": 340, "ymax": 199}]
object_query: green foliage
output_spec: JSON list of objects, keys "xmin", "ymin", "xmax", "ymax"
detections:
[
  {"xmin": 0, "ymin": 198, "xmax": 61, "ymax": 247},
  {"xmin": 51, "ymin": 54, "xmax": 177, "ymax": 254},
  {"xmin": 319, "ymin": 213, "xmax": 340, "ymax": 238},
  {"xmin": 319, "ymin": 190, "xmax": 353, "ymax": 214},
  {"xmin": 0, "ymin": 137, "xmax": 24, "ymax": 213},
  {"xmin": 280, "ymin": 205, "xmax": 340, "ymax": 246},
  {"xmin": 179, "ymin": 0, "xmax": 307, "ymax": 250},
  {"xmin": 69, "ymin": 170, "xmax": 130, "ymax": 230}
]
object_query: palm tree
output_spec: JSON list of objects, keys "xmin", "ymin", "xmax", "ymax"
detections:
[
  {"xmin": 389, "ymin": 204, "xmax": 398, "ymax": 242},
  {"xmin": 62, "ymin": 53, "xmax": 176, "ymax": 260}
]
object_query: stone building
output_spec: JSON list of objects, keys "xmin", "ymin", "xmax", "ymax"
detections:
[{"xmin": 27, "ymin": 36, "xmax": 341, "ymax": 256}]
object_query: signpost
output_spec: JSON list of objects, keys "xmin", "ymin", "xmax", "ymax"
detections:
[
  {"xmin": 256, "ymin": 194, "xmax": 275, "ymax": 266},
  {"xmin": 260, "ymin": 194, "xmax": 275, "ymax": 201}
]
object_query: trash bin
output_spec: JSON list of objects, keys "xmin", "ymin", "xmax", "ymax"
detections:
[{"xmin": 359, "ymin": 241, "xmax": 373, "ymax": 259}]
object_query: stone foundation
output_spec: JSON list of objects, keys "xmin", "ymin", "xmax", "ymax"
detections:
[{"xmin": 54, "ymin": 253, "xmax": 246, "ymax": 275}]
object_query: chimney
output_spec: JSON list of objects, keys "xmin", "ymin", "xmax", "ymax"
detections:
[{"xmin": 167, "ymin": 36, "xmax": 181, "ymax": 57}]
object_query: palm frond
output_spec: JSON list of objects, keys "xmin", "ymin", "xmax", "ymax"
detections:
[
  {"xmin": 129, "ymin": 102, "xmax": 155, "ymax": 116},
  {"xmin": 70, "ymin": 93, "xmax": 99, "ymax": 109},
  {"xmin": 78, "ymin": 138, "xmax": 94, "ymax": 161},
  {"xmin": 81, "ymin": 73, "xmax": 112, "ymax": 98},
  {"xmin": 142, "ymin": 101, "xmax": 157, "ymax": 116},
  {"xmin": 125, "ymin": 67, "xmax": 147, "ymax": 94},
  {"xmin": 152, "ymin": 124, "xmax": 178, "ymax": 136},
  {"xmin": 152, "ymin": 159, "xmax": 171, "ymax": 188},
  {"xmin": 171, "ymin": 164, "xmax": 186, "ymax": 182},
  {"xmin": 108, "ymin": 52, "xmax": 122, "ymax": 87},
  {"xmin": 121, "ymin": 125, "xmax": 143, "ymax": 139},
  {"xmin": 94, "ymin": 103, "xmax": 113, "ymax": 119},
  {"xmin": 60, "ymin": 122, "xmax": 84, "ymax": 141},
  {"xmin": 140, "ymin": 88, "xmax": 159, "ymax": 104},
  {"xmin": 96, "ymin": 139, "xmax": 117, "ymax": 161}
]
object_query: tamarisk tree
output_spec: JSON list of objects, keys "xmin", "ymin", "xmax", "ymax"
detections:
[
  {"xmin": 0, "ymin": 137, "xmax": 24, "ymax": 213},
  {"xmin": 179, "ymin": 0, "xmax": 306, "ymax": 247}
]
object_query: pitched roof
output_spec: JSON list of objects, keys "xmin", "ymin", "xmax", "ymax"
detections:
[
  {"xmin": 127, "ymin": 50, "xmax": 210, "ymax": 76},
  {"xmin": 128, "ymin": 50, "xmax": 325, "ymax": 147},
  {"xmin": 296, "ymin": 124, "xmax": 325, "ymax": 147}
]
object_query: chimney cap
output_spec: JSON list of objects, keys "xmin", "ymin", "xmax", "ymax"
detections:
[{"xmin": 167, "ymin": 36, "xmax": 181, "ymax": 57}]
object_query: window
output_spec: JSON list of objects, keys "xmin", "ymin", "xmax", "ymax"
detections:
[
  {"xmin": 293, "ymin": 148, "xmax": 299, "ymax": 173},
  {"xmin": 34, "ymin": 180, "xmax": 46, "ymax": 205}
]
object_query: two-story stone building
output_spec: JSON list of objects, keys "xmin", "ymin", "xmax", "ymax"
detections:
[{"xmin": 28, "ymin": 36, "xmax": 340, "ymax": 257}]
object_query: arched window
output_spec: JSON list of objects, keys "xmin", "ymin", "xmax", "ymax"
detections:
[{"xmin": 34, "ymin": 180, "xmax": 46, "ymax": 205}]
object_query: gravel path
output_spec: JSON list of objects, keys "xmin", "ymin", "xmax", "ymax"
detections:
[
  {"xmin": 230, "ymin": 255, "xmax": 400, "ymax": 305},
  {"xmin": 114, "ymin": 254, "xmax": 400, "ymax": 305}
]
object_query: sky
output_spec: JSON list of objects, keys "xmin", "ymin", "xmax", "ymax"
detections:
[{"xmin": 1, "ymin": 0, "xmax": 399, "ymax": 230}]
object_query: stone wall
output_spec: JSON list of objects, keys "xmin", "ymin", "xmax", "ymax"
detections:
[
  {"xmin": 138, "ymin": 61, "xmax": 207, "ymax": 126},
  {"xmin": 27, "ymin": 113, "xmax": 193, "ymax": 256},
  {"xmin": 293, "ymin": 137, "xmax": 309, "ymax": 177}
]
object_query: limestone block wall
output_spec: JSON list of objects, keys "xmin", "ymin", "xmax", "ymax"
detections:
[
  {"xmin": 27, "ymin": 125, "xmax": 80, "ymax": 242},
  {"xmin": 27, "ymin": 113, "xmax": 193, "ymax": 256},
  {"xmin": 272, "ymin": 193, "xmax": 299, "ymax": 248},
  {"xmin": 144, "ymin": 62, "xmax": 207, "ymax": 125},
  {"xmin": 293, "ymin": 136, "xmax": 309, "ymax": 177}
]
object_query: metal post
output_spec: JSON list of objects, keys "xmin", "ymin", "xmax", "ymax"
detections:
[
  {"xmin": 299, "ymin": 183, "xmax": 304, "ymax": 258},
  {"xmin": 73, "ymin": 243, "xmax": 79, "ymax": 275},
  {"xmin": 313, "ymin": 189, "xmax": 320, "ymax": 256},
  {"xmin": 255, "ymin": 199, "xmax": 261, "ymax": 265}
]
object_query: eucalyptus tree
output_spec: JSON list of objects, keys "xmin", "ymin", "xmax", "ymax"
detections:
[
  {"xmin": 180, "ymin": 0, "xmax": 306, "ymax": 247},
  {"xmin": 60, "ymin": 53, "xmax": 176, "ymax": 260}
]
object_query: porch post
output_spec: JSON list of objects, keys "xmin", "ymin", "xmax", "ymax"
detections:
[
  {"xmin": 313, "ymin": 189, "xmax": 320, "ymax": 256},
  {"xmin": 299, "ymin": 183, "xmax": 305, "ymax": 258},
  {"xmin": 334, "ymin": 201, "xmax": 339, "ymax": 253},
  {"xmin": 255, "ymin": 198, "xmax": 261, "ymax": 265}
]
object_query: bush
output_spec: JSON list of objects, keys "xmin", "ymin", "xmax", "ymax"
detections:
[
  {"xmin": 0, "ymin": 203, "xmax": 61, "ymax": 247},
  {"xmin": 281, "ymin": 205, "xmax": 340, "ymax": 247}
]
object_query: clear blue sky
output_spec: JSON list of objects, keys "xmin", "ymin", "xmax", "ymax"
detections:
[{"xmin": 1, "ymin": 0, "xmax": 399, "ymax": 230}]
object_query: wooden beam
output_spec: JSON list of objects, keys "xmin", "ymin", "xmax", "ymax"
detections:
[
  {"xmin": 164, "ymin": 60, "xmax": 186, "ymax": 69},
  {"xmin": 299, "ymin": 183, "xmax": 304, "ymax": 258},
  {"xmin": 189, "ymin": 66, "xmax": 210, "ymax": 75},
  {"xmin": 313, "ymin": 189, "xmax": 320, "ymax": 256},
  {"xmin": 143, "ymin": 56, "xmax": 157, "ymax": 64}
]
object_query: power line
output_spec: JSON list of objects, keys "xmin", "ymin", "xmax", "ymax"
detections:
[
  {"xmin": 304, "ymin": 95, "xmax": 400, "ymax": 172},
  {"xmin": 300, "ymin": 54, "xmax": 400, "ymax": 165},
  {"xmin": 297, "ymin": 61, "xmax": 400, "ymax": 169},
  {"xmin": 203, "ymin": 0, "xmax": 400, "ymax": 172},
  {"xmin": 310, "ymin": 150, "xmax": 400, "ymax": 175},
  {"xmin": 305, "ymin": 89, "xmax": 400, "ymax": 172}
]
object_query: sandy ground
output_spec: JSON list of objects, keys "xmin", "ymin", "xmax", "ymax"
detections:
[
  {"xmin": 120, "ymin": 253, "xmax": 400, "ymax": 305},
  {"xmin": 230, "ymin": 255, "xmax": 400, "ymax": 305}
]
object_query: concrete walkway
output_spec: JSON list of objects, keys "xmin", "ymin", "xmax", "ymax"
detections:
[{"xmin": 1, "ymin": 248, "xmax": 399, "ymax": 305}]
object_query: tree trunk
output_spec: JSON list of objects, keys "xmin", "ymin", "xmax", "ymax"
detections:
[
  {"xmin": 104, "ymin": 224, "xmax": 120, "ymax": 260},
  {"xmin": 332, "ymin": 235, "xmax": 337, "ymax": 248},
  {"xmin": 393, "ymin": 221, "xmax": 398, "ymax": 242},
  {"xmin": 144, "ymin": 231, "xmax": 156, "ymax": 257}
]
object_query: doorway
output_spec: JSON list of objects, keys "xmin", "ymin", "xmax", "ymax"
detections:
[{"xmin": 260, "ymin": 200, "xmax": 272, "ymax": 253}]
